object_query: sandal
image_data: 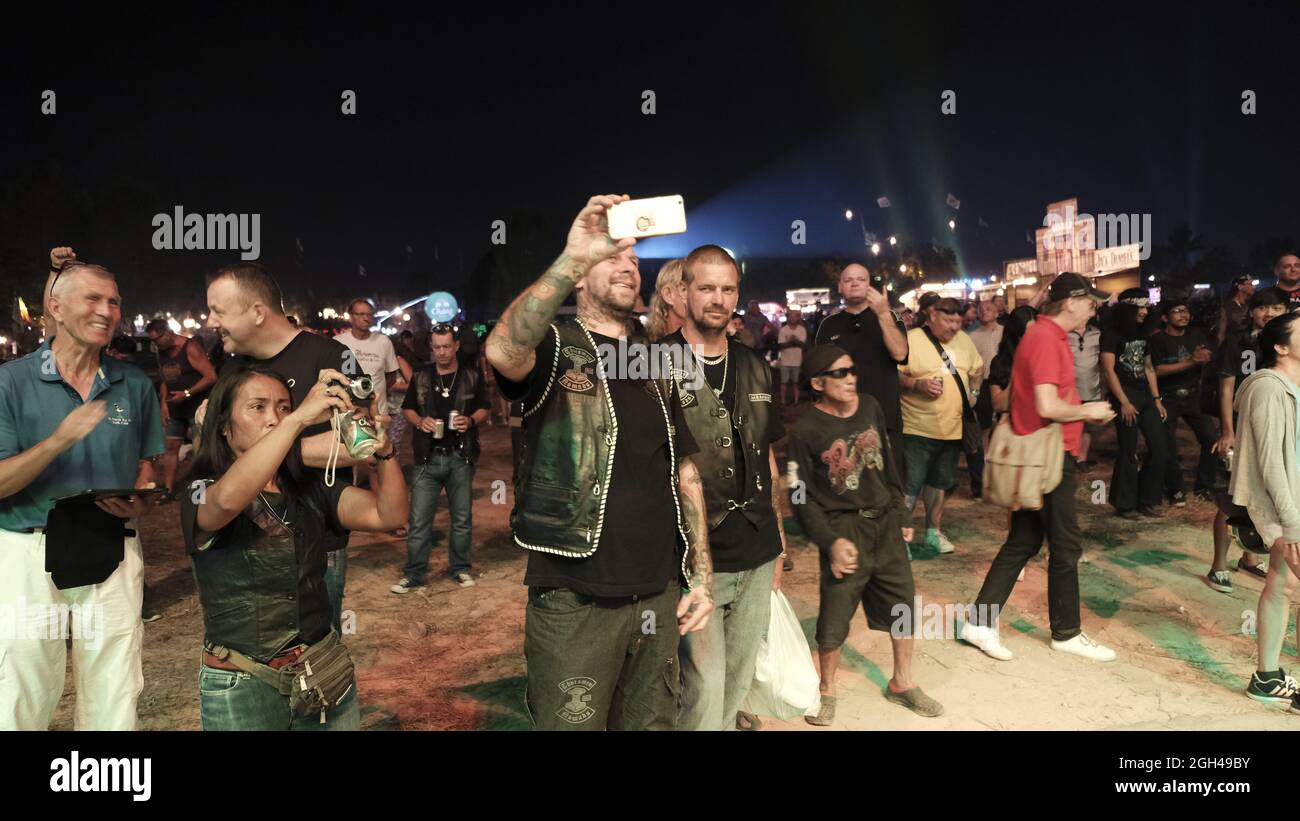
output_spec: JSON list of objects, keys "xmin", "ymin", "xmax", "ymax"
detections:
[{"xmin": 805, "ymin": 695, "xmax": 836, "ymax": 726}]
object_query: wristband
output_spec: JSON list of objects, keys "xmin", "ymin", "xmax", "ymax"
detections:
[{"xmin": 373, "ymin": 449, "xmax": 396, "ymax": 461}]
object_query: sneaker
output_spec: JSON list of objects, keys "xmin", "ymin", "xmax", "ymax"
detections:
[
  {"xmin": 1051, "ymin": 632, "xmax": 1116, "ymax": 662},
  {"xmin": 453, "ymin": 571, "xmax": 476, "ymax": 588},
  {"xmin": 141, "ymin": 608, "xmax": 163, "ymax": 623},
  {"xmin": 1247, "ymin": 669, "xmax": 1300, "ymax": 705},
  {"xmin": 926, "ymin": 529, "xmax": 956, "ymax": 554},
  {"xmin": 1116, "ymin": 509, "xmax": 1141, "ymax": 520},
  {"xmin": 1170, "ymin": 491, "xmax": 1187, "ymax": 507},
  {"xmin": 390, "ymin": 577, "xmax": 425, "ymax": 594},
  {"xmin": 1206, "ymin": 570, "xmax": 1233, "ymax": 594},
  {"xmin": 1137, "ymin": 505, "xmax": 1164, "ymax": 518},
  {"xmin": 783, "ymin": 555, "xmax": 794, "ymax": 572},
  {"xmin": 960, "ymin": 622, "xmax": 1014, "ymax": 661},
  {"xmin": 1237, "ymin": 557, "xmax": 1269, "ymax": 579},
  {"xmin": 1194, "ymin": 488, "xmax": 1216, "ymax": 502}
]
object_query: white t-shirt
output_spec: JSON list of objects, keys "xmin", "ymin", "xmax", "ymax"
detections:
[
  {"xmin": 336, "ymin": 329, "xmax": 400, "ymax": 412},
  {"xmin": 778, "ymin": 324, "xmax": 808, "ymax": 367}
]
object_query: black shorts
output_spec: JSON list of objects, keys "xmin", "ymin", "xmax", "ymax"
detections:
[{"xmin": 816, "ymin": 508, "xmax": 916, "ymax": 650}]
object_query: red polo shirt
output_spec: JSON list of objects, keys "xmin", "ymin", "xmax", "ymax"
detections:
[{"xmin": 1010, "ymin": 315, "xmax": 1082, "ymax": 457}]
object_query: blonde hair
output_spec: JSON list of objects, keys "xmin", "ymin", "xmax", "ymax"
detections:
[{"xmin": 647, "ymin": 259, "xmax": 685, "ymax": 342}]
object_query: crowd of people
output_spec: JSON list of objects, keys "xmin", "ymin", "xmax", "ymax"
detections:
[{"xmin": 3, "ymin": 208, "xmax": 1300, "ymax": 731}]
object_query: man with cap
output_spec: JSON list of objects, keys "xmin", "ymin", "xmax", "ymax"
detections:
[
  {"xmin": 961, "ymin": 274, "xmax": 1118, "ymax": 663},
  {"xmin": 788, "ymin": 344, "xmax": 942, "ymax": 726},
  {"xmin": 1206, "ymin": 287, "xmax": 1288, "ymax": 592},
  {"xmin": 1147, "ymin": 298, "xmax": 1217, "ymax": 503},
  {"xmin": 1217, "ymin": 276, "xmax": 1255, "ymax": 345},
  {"xmin": 895, "ymin": 296, "xmax": 982, "ymax": 555}
]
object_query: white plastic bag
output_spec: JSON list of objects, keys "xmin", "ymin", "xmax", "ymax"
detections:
[{"xmin": 742, "ymin": 590, "xmax": 821, "ymax": 720}]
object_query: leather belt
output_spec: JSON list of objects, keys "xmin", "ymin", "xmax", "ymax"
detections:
[
  {"xmin": 203, "ymin": 644, "xmax": 306, "ymax": 672},
  {"xmin": 858, "ymin": 508, "xmax": 889, "ymax": 519}
]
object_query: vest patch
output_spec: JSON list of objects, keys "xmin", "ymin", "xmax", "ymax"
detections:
[
  {"xmin": 557, "ymin": 676, "xmax": 597, "ymax": 724},
  {"xmin": 748, "ymin": 393, "xmax": 772, "ymax": 403},
  {"xmin": 558, "ymin": 345, "xmax": 596, "ymax": 392}
]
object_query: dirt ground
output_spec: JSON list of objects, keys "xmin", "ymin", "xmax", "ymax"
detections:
[{"xmin": 50, "ymin": 407, "xmax": 1300, "ymax": 731}]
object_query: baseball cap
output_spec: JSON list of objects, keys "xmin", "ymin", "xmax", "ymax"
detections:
[
  {"xmin": 918, "ymin": 292, "xmax": 940, "ymax": 311},
  {"xmin": 1048, "ymin": 272, "xmax": 1109, "ymax": 302},
  {"xmin": 932, "ymin": 297, "xmax": 963, "ymax": 314}
]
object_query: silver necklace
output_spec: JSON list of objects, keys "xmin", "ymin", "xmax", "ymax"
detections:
[
  {"xmin": 699, "ymin": 346, "xmax": 728, "ymax": 398},
  {"xmin": 258, "ymin": 492, "xmax": 291, "ymax": 528}
]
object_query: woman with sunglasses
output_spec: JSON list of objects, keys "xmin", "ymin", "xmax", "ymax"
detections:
[
  {"xmin": 182, "ymin": 363, "xmax": 408, "ymax": 730},
  {"xmin": 789, "ymin": 345, "xmax": 942, "ymax": 726}
]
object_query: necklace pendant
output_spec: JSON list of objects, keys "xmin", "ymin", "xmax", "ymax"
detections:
[{"xmin": 440, "ymin": 388, "xmax": 451, "ymax": 398}]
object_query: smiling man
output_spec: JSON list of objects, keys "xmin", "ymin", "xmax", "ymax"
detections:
[{"xmin": 0, "ymin": 260, "xmax": 164, "ymax": 729}]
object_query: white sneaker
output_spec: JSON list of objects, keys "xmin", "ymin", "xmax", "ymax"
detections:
[
  {"xmin": 390, "ymin": 577, "xmax": 424, "ymax": 595},
  {"xmin": 960, "ymin": 622, "xmax": 1014, "ymax": 660},
  {"xmin": 927, "ymin": 529, "xmax": 956, "ymax": 554},
  {"xmin": 1051, "ymin": 632, "xmax": 1116, "ymax": 662},
  {"xmin": 454, "ymin": 572, "xmax": 476, "ymax": 588}
]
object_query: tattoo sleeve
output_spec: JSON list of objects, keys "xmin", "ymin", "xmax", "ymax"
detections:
[
  {"xmin": 486, "ymin": 253, "xmax": 584, "ymax": 374},
  {"xmin": 678, "ymin": 457, "xmax": 713, "ymax": 596}
]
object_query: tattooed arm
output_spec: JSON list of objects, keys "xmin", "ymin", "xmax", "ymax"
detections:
[
  {"xmin": 676, "ymin": 456, "xmax": 715, "ymax": 634},
  {"xmin": 485, "ymin": 194, "xmax": 635, "ymax": 382}
]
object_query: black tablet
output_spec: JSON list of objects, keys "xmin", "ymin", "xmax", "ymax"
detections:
[{"xmin": 51, "ymin": 488, "xmax": 171, "ymax": 505}]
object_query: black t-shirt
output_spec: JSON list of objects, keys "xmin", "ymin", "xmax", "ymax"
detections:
[
  {"xmin": 1280, "ymin": 286, "xmax": 1300, "ymax": 313},
  {"xmin": 227, "ymin": 331, "xmax": 356, "ymax": 547},
  {"xmin": 182, "ymin": 477, "xmax": 347, "ymax": 654},
  {"xmin": 664, "ymin": 331, "xmax": 785, "ymax": 573},
  {"xmin": 1099, "ymin": 328, "xmax": 1149, "ymax": 389},
  {"xmin": 814, "ymin": 308, "xmax": 907, "ymax": 433},
  {"xmin": 1147, "ymin": 329, "xmax": 1208, "ymax": 394},
  {"xmin": 495, "ymin": 327, "xmax": 699, "ymax": 596},
  {"xmin": 1220, "ymin": 330, "xmax": 1261, "ymax": 389},
  {"xmin": 402, "ymin": 364, "xmax": 490, "ymax": 459},
  {"xmin": 988, "ymin": 351, "xmax": 1013, "ymax": 391}
]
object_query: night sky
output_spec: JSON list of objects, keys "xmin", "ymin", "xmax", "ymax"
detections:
[{"xmin": 2, "ymin": 2, "xmax": 1298, "ymax": 315}]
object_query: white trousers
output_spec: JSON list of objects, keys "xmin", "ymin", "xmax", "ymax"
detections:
[{"xmin": 0, "ymin": 527, "xmax": 144, "ymax": 730}]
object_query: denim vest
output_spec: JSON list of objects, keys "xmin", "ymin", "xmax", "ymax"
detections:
[{"xmin": 512, "ymin": 318, "xmax": 688, "ymax": 576}]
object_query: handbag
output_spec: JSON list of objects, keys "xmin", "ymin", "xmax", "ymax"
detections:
[
  {"xmin": 982, "ymin": 378, "xmax": 1064, "ymax": 511},
  {"xmin": 922, "ymin": 328, "xmax": 982, "ymax": 455},
  {"xmin": 742, "ymin": 590, "xmax": 821, "ymax": 720}
]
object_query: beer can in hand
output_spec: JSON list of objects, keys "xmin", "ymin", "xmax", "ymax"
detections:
[{"xmin": 433, "ymin": 417, "xmax": 446, "ymax": 439}]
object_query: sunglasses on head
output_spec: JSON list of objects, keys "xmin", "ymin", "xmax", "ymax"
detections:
[
  {"xmin": 48, "ymin": 259, "xmax": 80, "ymax": 297},
  {"xmin": 816, "ymin": 365, "xmax": 857, "ymax": 380},
  {"xmin": 432, "ymin": 323, "xmax": 454, "ymax": 334}
]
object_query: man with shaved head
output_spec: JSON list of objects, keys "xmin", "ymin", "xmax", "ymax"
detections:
[
  {"xmin": 814, "ymin": 263, "xmax": 909, "ymax": 474},
  {"xmin": 1271, "ymin": 253, "xmax": 1300, "ymax": 312}
]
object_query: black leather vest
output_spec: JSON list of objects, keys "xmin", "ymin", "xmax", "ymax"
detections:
[
  {"xmin": 412, "ymin": 363, "xmax": 483, "ymax": 463},
  {"xmin": 674, "ymin": 339, "xmax": 775, "ymax": 529},
  {"xmin": 190, "ymin": 490, "xmax": 331, "ymax": 662},
  {"xmin": 512, "ymin": 318, "xmax": 687, "ymax": 570}
]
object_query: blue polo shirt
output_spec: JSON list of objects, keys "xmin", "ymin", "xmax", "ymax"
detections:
[{"xmin": 0, "ymin": 340, "xmax": 165, "ymax": 531}]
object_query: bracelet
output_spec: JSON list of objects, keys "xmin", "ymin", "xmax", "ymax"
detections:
[
  {"xmin": 373, "ymin": 449, "xmax": 396, "ymax": 461},
  {"xmin": 184, "ymin": 389, "xmax": 192, "ymax": 398}
]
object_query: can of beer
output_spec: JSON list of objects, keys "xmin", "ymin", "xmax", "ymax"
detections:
[
  {"xmin": 433, "ymin": 417, "xmax": 446, "ymax": 440},
  {"xmin": 448, "ymin": 409, "xmax": 460, "ymax": 433}
]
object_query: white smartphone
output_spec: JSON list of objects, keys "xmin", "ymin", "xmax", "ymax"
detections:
[{"xmin": 606, "ymin": 195, "xmax": 687, "ymax": 240}]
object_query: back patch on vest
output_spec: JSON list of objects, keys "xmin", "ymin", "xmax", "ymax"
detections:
[{"xmin": 558, "ymin": 346, "xmax": 596, "ymax": 393}]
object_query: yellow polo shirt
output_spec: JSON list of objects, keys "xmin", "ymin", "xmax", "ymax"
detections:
[{"xmin": 899, "ymin": 328, "xmax": 983, "ymax": 441}]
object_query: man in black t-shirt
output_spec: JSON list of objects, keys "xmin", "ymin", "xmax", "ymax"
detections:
[
  {"xmin": 1147, "ymin": 299, "xmax": 1217, "ymax": 501},
  {"xmin": 790, "ymin": 345, "xmax": 942, "ymax": 726},
  {"xmin": 485, "ymin": 194, "xmax": 714, "ymax": 731},
  {"xmin": 392, "ymin": 325, "xmax": 490, "ymax": 592},
  {"xmin": 204, "ymin": 262, "xmax": 368, "ymax": 633},
  {"xmin": 815, "ymin": 263, "xmax": 909, "ymax": 475},
  {"xmin": 1100, "ymin": 290, "xmax": 1167, "ymax": 517},
  {"xmin": 1271, "ymin": 253, "xmax": 1300, "ymax": 312},
  {"xmin": 663, "ymin": 244, "xmax": 787, "ymax": 731}
]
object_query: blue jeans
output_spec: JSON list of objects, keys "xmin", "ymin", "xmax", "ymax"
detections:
[
  {"xmin": 404, "ymin": 454, "xmax": 474, "ymax": 582},
  {"xmin": 678, "ymin": 557, "xmax": 776, "ymax": 730},
  {"xmin": 325, "ymin": 549, "xmax": 347, "ymax": 634},
  {"xmin": 198, "ymin": 665, "xmax": 360, "ymax": 731}
]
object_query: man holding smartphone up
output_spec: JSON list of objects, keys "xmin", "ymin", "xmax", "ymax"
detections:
[{"xmin": 486, "ymin": 194, "xmax": 713, "ymax": 730}]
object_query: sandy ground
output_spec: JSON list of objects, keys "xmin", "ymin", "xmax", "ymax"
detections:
[{"xmin": 50, "ymin": 406, "xmax": 1300, "ymax": 731}]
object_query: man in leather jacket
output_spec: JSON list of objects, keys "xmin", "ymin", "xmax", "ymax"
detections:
[{"xmin": 485, "ymin": 194, "xmax": 715, "ymax": 730}]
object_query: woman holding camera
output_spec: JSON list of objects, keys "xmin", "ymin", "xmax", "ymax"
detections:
[{"xmin": 182, "ymin": 364, "xmax": 408, "ymax": 730}]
